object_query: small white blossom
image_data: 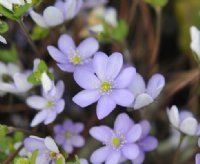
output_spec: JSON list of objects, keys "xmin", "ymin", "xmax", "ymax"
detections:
[{"xmin": 190, "ymin": 26, "xmax": 200, "ymax": 60}]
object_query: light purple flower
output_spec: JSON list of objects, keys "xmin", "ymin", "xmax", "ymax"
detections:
[
  {"xmin": 128, "ymin": 73, "xmax": 165, "ymax": 109},
  {"xmin": 47, "ymin": 34, "xmax": 99, "ymax": 73},
  {"xmin": 26, "ymin": 73, "xmax": 65, "ymax": 127},
  {"xmin": 167, "ymin": 105, "xmax": 200, "ymax": 136},
  {"xmin": 196, "ymin": 138, "xmax": 200, "ymax": 164},
  {"xmin": 53, "ymin": 120, "xmax": 85, "ymax": 154},
  {"xmin": 131, "ymin": 120, "xmax": 158, "ymax": 164},
  {"xmin": 82, "ymin": 0, "xmax": 108, "ymax": 9},
  {"xmin": 89, "ymin": 113, "xmax": 142, "ymax": 164},
  {"xmin": 73, "ymin": 52, "xmax": 135, "ymax": 119},
  {"xmin": 24, "ymin": 136, "xmax": 65, "ymax": 164},
  {"xmin": 30, "ymin": 0, "xmax": 83, "ymax": 28}
]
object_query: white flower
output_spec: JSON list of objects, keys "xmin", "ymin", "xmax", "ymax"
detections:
[
  {"xmin": 30, "ymin": 0, "xmax": 83, "ymax": 28},
  {"xmin": 190, "ymin": 26, "xmax": 200, "ymax": 59},
  {"xmin": 0, "ymin": 35, "xmax": 7, "ymax": 44},
  {"xmin": 0, "ymin": 0, "xmax": 32, "ymax": 11},
  {"xmin": 167, "ymin": 105, "xmax": 200, "ymax": 136}
]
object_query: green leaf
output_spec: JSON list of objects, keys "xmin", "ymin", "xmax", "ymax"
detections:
[
  {"xmin": 13, "ymin": 132, "xmax": 24, "ymax": 142},
  {"xmin": 30, "ymin": 149, "xmax": 38, "ymax": 164},
  {"xmin": 32, "ymin": 0, "xmax": 42, "ymax": 6},
  {"xmin": 112, "ymin": 19, "xmax": 128, "ymax": 42},
  {"xmin": 145, "ymin": 0, "xmax": 168, "ymax": 7},
  {"xmin": 56, "ymin": 157, "xmax": 65, "ymax": 164},
  {"xmin": 31, "ymin": 25, "xmax": 49, "ymax": 41},
  {"xmin": 27, "ymin": 71, "xmax": 42, "ymax": 85},
  {"xmin": 14, "ymin": 157, "xmax": 29, "ymax": 164},
  {"xmin": 0, "ymin": 21, "xmax": 9, "ymax": 34},
  {"xmin": 0, "ymin": 46, "xmax": 17, "ymax": 63},
  {"xmin": 38, "ymin": 60, "xmax": 48, "ymax": 72},
  {"xmin": 0, "ymin": 124, "xmax": 8, "ymax": 138}
]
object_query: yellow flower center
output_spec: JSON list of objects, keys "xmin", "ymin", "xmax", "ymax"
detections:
[
  {"xmin": 65, "ymin": 131, "xmax": 72, "ymax": 139},
  {"xmin": 49, "ymin": 151, "xmax": 57, "ymax": 159},
  {"xmin": 71, "ymin": 55, "xmax": 81, "ymax": 65},
  {"xmin": 112, "ymin": 137, "xmax": 121, "ymax": 147},
  {"xmin": 101, "ymin": 82, "xmax": 111, "ymax": 92},
  {"xmin": 47, "ymin": 101, "xmax": 54, "ymax": 108}
]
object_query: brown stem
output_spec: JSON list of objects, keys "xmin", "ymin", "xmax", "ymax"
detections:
[
  {"xmin": 8, "ymin": 126, "xmax": 39, "ymax": 136},
  {"xmin": 173, "ymin": 135, "xmax": 185, "ymax": 164},
  {"xmin": 128, "ymin": 0, "xmax": 140, "ymax": 25}
]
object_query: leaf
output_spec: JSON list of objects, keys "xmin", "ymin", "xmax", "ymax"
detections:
[
  {"xmin": 56, "ymin": 157, "xmax": 64, "ymax": 164},
  {"xmin": 13, "ymin": 132, "xmax": 24, "ymax": 142},
  {"xmin": 38, "ymin": 60, "xmax": 48, "ymax": 72},
  {"xmin": 0, "ymin": 124, "xmax": 8, "ymax": 138},
  {"xmin": 14, "ymin": 157, "xmax": 29, "ymax": 164},
  {"xmin": 30, "ymin": 149, "xmax": 38, "ymax": 164},
  {"xmin": 27, "ymin": 71, "xmax": 42, "ymax": 85},
  {"xmin": 0, "ymin": 45, "xmax": 17, "ymax": 62},
  {"xmin": 112, "ymin": 19, "xmax": 128, "ymax": 42},
  {"xmin": 145, "ymin": 0, "xmax": 168, "ymax": 7},
  {"xmin": 0, "ymin": 21, "xmax": 9, "ymax": 34},
  {"xmin": 31, "ymin": 25, "xmax": 49, "ymax": 41}
]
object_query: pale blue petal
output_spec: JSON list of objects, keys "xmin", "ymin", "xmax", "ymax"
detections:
[
  {"xmin": 122, "ymin": 144, "xmax": 140, "ymax": 160},
  {"xmin": 90, "ymin": 146, "xmax": 111, "ymax": 163}
]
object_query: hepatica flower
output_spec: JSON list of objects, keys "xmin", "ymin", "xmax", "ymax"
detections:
[
  {"xmin": 167, "ymin": 105, "xmax": 200, "ymax": 136},
  {"xmin": 54, "ymin": 120, "xmax": 85, "ymax": 154},
  {"xmin": 0, "ymin": 0, "xmax": 32, "ymax": 11},
  {"xmin": 196, "ymin": 138, "xmax": 200, "ymax": 164},
  {"xmin": 30, "ymin": 0, "xmax": 83, "ymax": 28},
  {"xmin": 89, "ymin": 113, "xmax": 142, "ymax": 164},
  {"xmin": 190, "ymin": 26, "xmax": 200, "ymax": 60},
  {"xmin": 128, "ymin": 73, "xmax": 165, "ymax": 109},
  {"xmin": 47, "ymin": 34, "xmax": 99, "ymax": 72},
  {"xmin": 73, "ymin": 52, "xmax": 135, "ymax": 119},
  {"xmin": 24, "ymin": 136, "xmax": 65, "ymax": 164},
  {"xmin": 26, "ymin": 73, "xmax": 65, "ymax": 127}
]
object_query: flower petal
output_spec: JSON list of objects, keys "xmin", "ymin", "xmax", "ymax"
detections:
[
  {"xmin": 110, "ymin": 89, "xmax": 134, "ymax": 107},
  {"xmin": 180, "ymin": 117, "xmax": 198, "ymax": 135},
  {"xmin": 93, "ymin": 52, "xmax": 108, "ymax": 81},
  {"xmin": 122, "ymin": 144, "xmax": 140, "ymax": 160},
  {"xmin": 71, "ymin": 135, "xmax": 85, "ymax": 147},
  {"xmin": 74, "ymin": 68, "xmax": 100, "ymax": 89},
  {"xmin": 131, "ymin": 149, "xmax": 145, "ymax": 164},
  {"xmin": 114, "ymin": 113, "xmax": 133, "ymax": 135},
  {"xmin": 44, "ymin": 136, "xmax": 59, "ymax": 153},
  {"xmin": 106, "ymin": 52, "xmax": 123, "ymax": 80},
  {"xmin": 44, "ymin": 111, "xmax": 57, "ymax": 125},
  {"xmin": 133, "ymin": 93, "xmax": 153, "ymax": 109},
  {"xmin": 58, "ymin": 34, "xmax": 75, "ymax": 55},
  {"xmin": 57, "ymin": 63, "xmax": 75, "ymax": 72},
  {"xmin": 55, "ymin": 99, "xmax": 65, "ymax": 113},
  {"xmin": 139, "ymin": 120, "xmax": 151, "ymax": 138},
  {"xmin": 0, "ymin": 35, "xmax": 7, "ymax": 44},
  {"xmin": 47, "ymin": 46, "xmax": 68, "ymax": 63},
  {"xmin": 90, "ymin": 146, "xmax": 111, "ymax": 163},
  {"xmin": 115, "ymin": 67, "xmax": 136, "ymax": 88},
  {"xmin": 63, "ymin": 142, "xmax": 73, "ymax": 154},
  {"xmin": 146, "ymin": 74, "xmax": 165, "ymax": 99},
  {"xmin": 26, "ymin": 96, "xmax": 47, "ymax": 110},
  {"xmin": 43, "ymin": 6, "xmax": 64, "ymax": 27},
  {"xmin": 74, "ymin": 123, "xmax": 84, "ymax": 133},
  {"xmin": 166, "ymin": 105, "xmax": 179, "ymax": 128},
  {"xmin": 31, "ymin": 110, "xmax": 49, "ymax": 127},
  {"xmin": 126, "ymin": 124, "xmax": 142, "ymax": 142},
  {"xmin": 77, "ymin": 37, "xmax": 99, "ymax": 59},
  {"xmin": 30, "ymin": 10, "xmax": 48, "ymax": 28},
  {"xmin": 89, "ymin": 126, "xmax": 112, "ymax": 143},
  {"xmin": 13, "ymin": 73, "xmax": 32, "ymax": 92},
  {"xmin": 7, "ymin": 63, "xmax": 20, "ymax": 76},
  {"xmin": 73, "ymin": 90, "xmax": 100, "ymax": 107},
  {"xmin": 24, "ymin": 137, "xmax": 46, "ymax": 153},
  {"xmin": 139, "ymin": 136, "xmax": 158, "ymax": 151},
  {"xmin": 55, "ymin": 80, "xmax": 65, "ymax": 99},
  {"xmin": 41, "ymin": 72, "xmax": 53, "ymax": 93},
  {"xmin": 105, "ymin": 150, "xmax": 121, "ymax": 164},
  {"xmin": 96, "ymin": 95, "xmax": 116, "ymax": 119},
  {"xmin": 196, "ymin": 154, "xmax": 200, "ymax": 164}
]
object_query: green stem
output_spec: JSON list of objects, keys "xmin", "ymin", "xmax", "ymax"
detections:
[
  {"xmin": 18, "ymin": 18, "xmax": 39, "ymax": 57},
  {"xmin": 173, "ymin": 134, "xmax": 185, "ymax": 164}
]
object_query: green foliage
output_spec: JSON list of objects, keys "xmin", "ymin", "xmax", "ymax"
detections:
[
  {"xmin": 31, "ymin": 25, "xmax": 49, "ymax": 41},
  {"xmin": 27, "ymin": 60, "xmax": 54, "ymax": 85},
  {"xmin": 0, "ymin": 124, "xmax": 8, "ymax": 138},
  {"xmin": 13, "ymin": 132, "xmax": 24, "ymax": 143},
  {"xmin": 0, "ymin": 21, "xmax": 9, "ymax": 34},
  {"xmin": 56, "ymin": 156, "xmax": 65, "ymax": 164},
  {"xmin": 0, "ymin": 46, "xmax": 18, "ymax": 63},
  {"xmin": 145, "ymin": 0, "xmax": 168, "ymax": 7},
  {"xmin": 30, "ymin": 149, "xmax": 38, "ymax": 164},
  {"xmin": 66, "ymin": 155, "xmax": 80, "ymax": 164},
  {"xmin": 14, "ymin": 157, "xmax": 30, "ymax": 164},
  {"xmin": 112, "ymin": 20, "xmax": 128, "ymax": 42},
  {"xmin": 32, "ymin": 0, "xmax": 42, "ymax": 6}
]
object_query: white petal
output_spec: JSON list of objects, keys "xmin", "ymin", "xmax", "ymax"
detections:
[
  {"xmin": 133, "ymin": 93, "xmax": 153, "ymax": 109},
  {"xmin": 41, "ymin": 72, "xmax": 53, "ymax": 93},
  {"xmin": 0, "ymin": 62, "xmax": 8, "ymax": 75},
  {"xmin": 30, "ymin": 10, "xmax": 48, "ymax": 28},
  {"xmin": 190, "ymin": 26, "xmax": 200, "ymax": 58},
  {"xmin": 180, "ymin": 117, "xmax": 198, "ymax": 135},
  {"xmin": 0, "ymin": 35, "xmax": 7, "ymax": 44},
  {"xmin": 166, "ymin": 105, "xmax": 179, "ymax": 128},
  {"xmin": 44, "ymin": 136, "xmax": 59, "ymax": 153},
  {"xmin": 7, "ymin": 63, "xmax": 20, "ymax": 76},
  {"xmin": 0, "ymin": 0, "xmax": 12, "ymax": 11},
  {"xmin": 104, "ymin": 7, "xmax": 117, "ymax": 27},
  {"xmin": 26, "ymin": 96, "xmax": 47, "ymax": 109}
]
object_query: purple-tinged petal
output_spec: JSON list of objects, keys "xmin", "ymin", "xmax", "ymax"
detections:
[
  {"xmin": 74, "ymin": 69, "xmax": 100, "ymax": 89},
  {"xmin": 55, "ymin": 134, "xmax": 66, "ymax": 145},
  {"xmin": 29, "ymin": 10, "xmax": 48, "ymax": 28},
  {"xmin": 93, "ymin": 52, "xmax": 108, "ymax": 81},
  {"xmin": 131, "ymin": 149, "xmax": 145, "ymax": 164},
  {"xmin": 196, "ymin": 154, "xmax": 200, "ymax": 164},
  {"xmin": 44, "ymin": 137, "xmax": 59, "ymax": 153},
  {"xmin": 73, "ymin": 90, "xmax": 100, "ymax": 107},
  {"xmin": 63, "ymin": 142, "xmax": 73, "ymax": 154},
  {"xmin": 55, "ymin": 99, "xmax": 65, "ymax": 113},
  {"xmin": 57, "ymin": 63, "xmax": 75, "ymax": 72},
  {"xmin": 115, "ymin": 67, "xmax": 136, "ymax": 88},
  {"xmin": 179, "ymin": 111, "xmax": 193, "ymax": 122},
  {"xmin": 24, "ymin": 137, "xmax": 46, "ymax": 153},
  {"xmin": 77, "ymin": 37, "xmax": 99, "ymax": 59},
  {"xmin": 89, "ymin": 126, "xmax": 112, "ymax": 143},
  {"xmin": 90, "ymin": 146, "xmax": 111, "ymax": 163},
  {"xmin": 35, "ymin": 154, "xmax": 50, "ymax": 164},
  {"xmin": 114, "ymin": 113, "xmax": 133, "ymax": 135},
  {"xmin": 80, "ymin": 159, "xmax": 88, "ymax": 164},
  {"xmin": 128, "ymin": 73, "xmax": 145, "ymax": 96},
  {"xmin": 110, "ymin": 89, "xmax": 134, "ymax": 107},
  {"xmin": 133, "ymin": 93, "xmax": 153, "ymax": 109},
  {"xmin": 122, "ymin": 144, "xmax": 139, "ymax": 160},
  {"xmin": 54, "ymin": 125, "xmax": 63, "ymax": 133},
  {"xmin": 96, "ymin": 95, "xmax": 116, "ymax": 119},
  {"xmin": 58, "ymin": 34, "xmax": 75, "ymax": 55},
  {"xmin": 139, "ymin": 120, "xmax": 151, "ymax": 138},
  {"xmin": 47, "ymin": 46, "xmax": 68, "ymax": 63},
  {"xmin": 74, "ymin": 123, "xmax": 84, "ymax": 133},
  {"xmin": 44, "ymin": 111, "xmax": 57, "ymax": 125},
  {"xmin": 63, "ymin": 120, "xmax": 73, "ymax": 130},
  {"xmin": 139, "ymin": 136, "xmax": 158, "ymax": 151},
  {"xmin": 180, "ymin": 117, "xmax": 197, "ymax": 135},
  {"xmin": 105, "ymin": 150, "xmax": 121, "ymax": 164},
  {"xmin": 71, "ymin": 135, "xmax": 85, "ymax": 147},
  {"xmin": 126, "ymin": 124, "xmax": 142, "ymax": 142},
  {"xmin": 106, "ymin": 52, "xmax": 123, "ymax": 80},
  {"xmin": 26, "ymin": 96, "xmax": 47, "ymax": 110},
  {"xmin": 55, "ymin": 80, "xmax": 65, "ymax": 99},
  {"xmin": 198, "ymin": 138, "xmax": 200, "ymax": 147},
  {"xmin": 31, "ymin": 110, "xmax": 49, "ymax": 127},
  {"xmin": 7, "ymin": 63, "xmax": 20, "ymax": 76},
  {"xmin": 146, "ymin": 74, "xmax": 165, "ymax": 99}
]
